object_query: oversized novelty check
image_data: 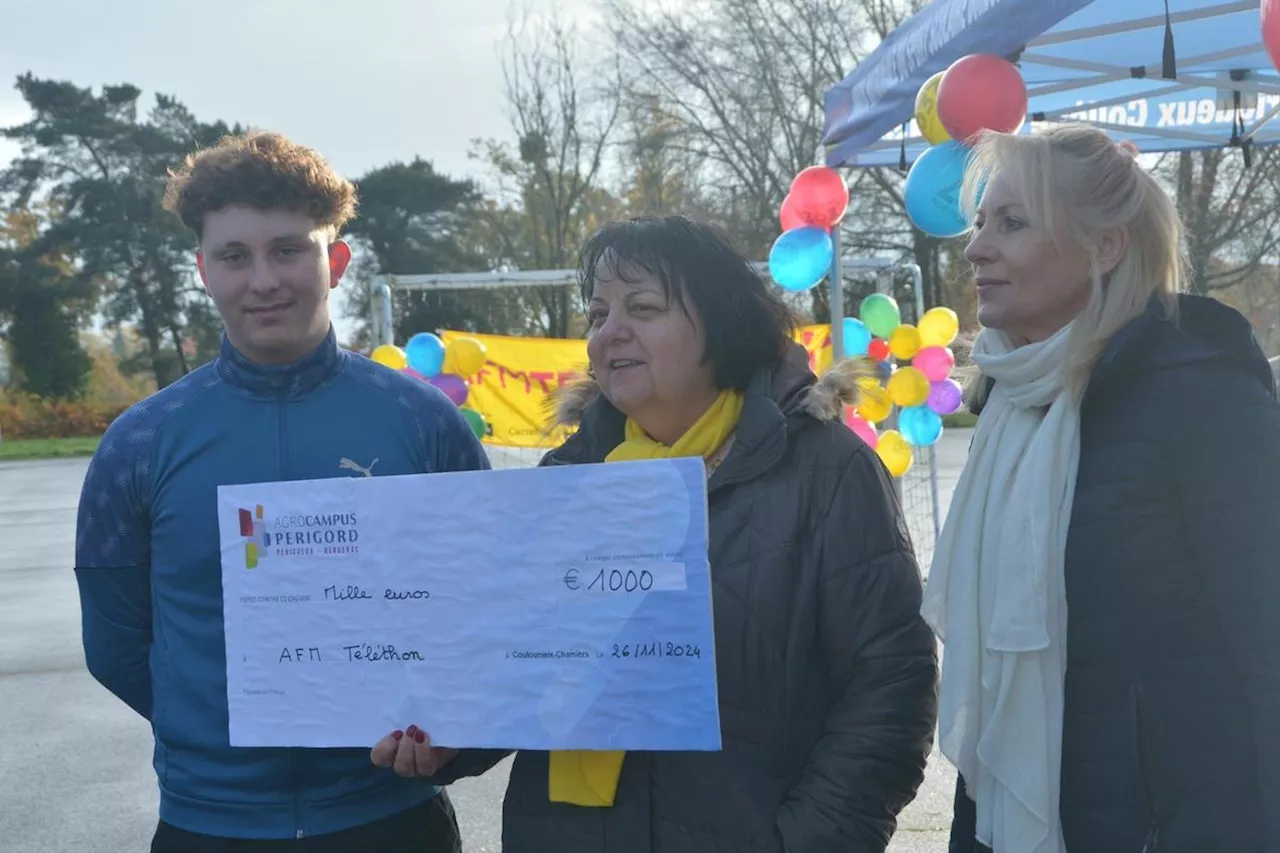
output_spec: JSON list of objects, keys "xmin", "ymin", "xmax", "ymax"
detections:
[{"xmin": 217, "ymin": 457, "xmax": 720, "ymax": 751}]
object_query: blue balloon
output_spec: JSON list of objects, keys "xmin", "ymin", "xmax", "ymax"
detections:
[
  {"xmin": 768, "ymin": 227, "xmax": 833, "ymax": 292},
  {"xmin": 899, "ymin": 404, "xmax": 944, "ymax": 446},
  {"xmin": 842, "ymin": 317, "xmax": 872, "ymax": 357},
  {"xmin": 904, "ymin": 141, "xmax": 972, "ymax": 238},
  {"xmin": 405, "ymin": 332, "xmax": 446, "ymax": 377}
]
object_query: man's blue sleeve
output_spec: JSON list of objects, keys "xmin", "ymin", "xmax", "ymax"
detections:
[
  {"xmin": 74, "ymin": 412, "xmax": 154, "ymax": 720},
  {"xmin": 427, "ymin": 394, "xmax": 492, "ymax": 474}
]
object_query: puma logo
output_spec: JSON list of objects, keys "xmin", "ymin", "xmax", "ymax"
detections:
[{"xmin": 339, "ymin": 457, "xmax": 379, "ymax": 478}]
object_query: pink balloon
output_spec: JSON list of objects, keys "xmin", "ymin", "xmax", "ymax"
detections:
[
  {"xmin": 844, "ymin": 407, "xmax": 879, "ymax": 449},
  {"xmin": 428, "ymin": 373, "xmax": 469, "ymax": 406},
  {"xmin": 914, "ymin": 346, "xmax": 956, "ymax": 382},
  {"xmin": 788, "ymin": 166, "xmax": 849, "ymax": 228},
  {"xmin": 936, "ymin": 54, "xmax": 1027, "ymax": 142},
  {"xmin": 401, "ymin": 366, "xmax": 426, "ymax": 381},
  {"xmin": 927, "ymin": 379, "xmax": 963, "ymax": 415}
]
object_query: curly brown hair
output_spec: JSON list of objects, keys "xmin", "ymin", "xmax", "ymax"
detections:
[{"xmin": 163, "ymin": 131, "xmax": 358, "ymax": 240}]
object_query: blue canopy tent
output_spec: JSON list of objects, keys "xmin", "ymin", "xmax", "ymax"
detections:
[
  {"xmin": 823, "ymin": 0, "xmax": 1279, "ymax": 168},
  {"xmin": 816, "ymin": 0, "xmax": 1277, "ymax": 357}
]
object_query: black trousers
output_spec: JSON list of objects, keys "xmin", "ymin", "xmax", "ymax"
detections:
[{"xmin": 150, "ymin": 790, "xmax": 462, "ymax": 853}]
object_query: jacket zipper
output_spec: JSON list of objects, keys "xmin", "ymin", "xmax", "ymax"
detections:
[
  {"xmin": 277, "ymin": 392, "xmax": 303, "ymax": 839},
  {"xmin": 1132, "ymin": 682, "xmax": 1159, "ymax": 852}
]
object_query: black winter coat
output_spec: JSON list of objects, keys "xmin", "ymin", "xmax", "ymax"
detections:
[
  {"xmin": 441, "ymin": 344, "xmax": 938, "ymax": 852},
  {"xmin": 950, "ymin": 295, "xmax": 1280, "ymax": 853}
]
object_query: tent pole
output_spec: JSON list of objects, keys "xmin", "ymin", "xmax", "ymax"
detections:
[{"xmin": 829, "ymin": 226, "xmax": 844, "ymax": 361}]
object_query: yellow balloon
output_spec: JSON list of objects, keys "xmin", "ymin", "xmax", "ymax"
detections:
[
  {"xmin": 876, "ymin": 430, "xmax": 914, "ymax": 477},
  {"xmin": 915, "ymin": 71, "xmax": 951, "ymax": 145},
  {"xmin": 889, "ymin": 324, "xmax": 923, "ymax": 361},
  {"xmin": 446, "ymin": 337, "xmax": 488, "ymax": 376},
  {"xmin": 370, "ymin": 344, "xmax": 407, "ymax": 370},
  {"xmin": 919, "ymin": 306, "xmax": 960, "ymax": 348},
  {"xmin": 857, "ymin": 382, "xmax": 894, "ymax": 424},
  {"xmin": 855, "ymin": 376, "xmax": 881, "ymax": 394},
  {"xmin": 887, "ymin": 366, "xmax": 931, "ymax": 408}
]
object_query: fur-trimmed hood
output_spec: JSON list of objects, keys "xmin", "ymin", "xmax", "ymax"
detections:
[{"xmin": 548, "ymin": 342, "xmax": 873, "ymax": 431}]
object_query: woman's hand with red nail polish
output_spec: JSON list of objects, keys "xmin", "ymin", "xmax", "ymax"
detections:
[{"xmin": 370, "ymin": 725, "xmax": 458, "ymax": 778}]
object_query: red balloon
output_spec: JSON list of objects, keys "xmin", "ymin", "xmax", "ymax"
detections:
[
  {"xmin": 1264, "ymin": 0, "xmax": 1280, "ymax": 74},
  {"xmin": 779, "ymin": 193, "xmax": 806, "ymax": 231},
  {"xmin": 868, "ymin": 338, "xmax": 891, "ymax": 361},
  {"xmin": 936, "ymin": 54, "xmax": 1027, "ymax": 142},
  {"xmin": 787, "ymin": 166, "xmax": 849, "ymax": 228}
]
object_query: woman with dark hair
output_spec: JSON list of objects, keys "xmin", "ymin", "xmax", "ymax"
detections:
[{"xmin": 374, "ymin": 215, "xmax": 939, "ymax": 853}]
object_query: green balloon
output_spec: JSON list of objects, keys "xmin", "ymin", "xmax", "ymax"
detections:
[
  {"xmin": 460, "ymin": 407, "xmax": 487, "ymax": 439},
  {"xmin": 859, "ymin": 293, "xmax": 902, "ymax": 338}
]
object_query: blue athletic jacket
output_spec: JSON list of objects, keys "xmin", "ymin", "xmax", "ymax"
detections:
[{"xmin": 74, "ymin": 328, "xmax": 489, "ymax": 840}]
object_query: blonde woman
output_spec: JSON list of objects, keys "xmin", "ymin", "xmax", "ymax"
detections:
[{"xmin": 924, "ymin": 125, "xmax": 1280, "ymax": 853}]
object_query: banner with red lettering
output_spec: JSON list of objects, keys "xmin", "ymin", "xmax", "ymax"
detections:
[{"xmin": 440, "ymin": 326, "xmax": 833, "ymax": 448}]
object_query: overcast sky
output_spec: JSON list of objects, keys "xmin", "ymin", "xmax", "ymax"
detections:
[
  {"xmin": 2, "ymin": 0, "xmax": 599, "ymax": 181},
  {"xmin": 0, "ymin": 0, "xmax": 600, "ymax": 339}
]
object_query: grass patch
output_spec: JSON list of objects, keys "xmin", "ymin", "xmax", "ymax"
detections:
[
  {"xmin": 0, "ymin": 436, "xmax": 101, "ymax": 461},
  {"xmin": 942, "ymin": 411, "xmax": 978, "ymax": 428}
]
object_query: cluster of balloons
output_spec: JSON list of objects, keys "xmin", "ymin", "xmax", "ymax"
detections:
[
  {"xmin": 369, "ymin": 334, "xmax": 490, "ymax": 439},
  {"xmin": 767, "ymin": 166, "xmax": 851, "ymax": 292},
  {"xmin": 840, "ymin": 294, "xmax": 962, "ymax": 477},
  {"xmin": 905, "ymin": 54, "xmax": 1028, "ymax": 238}
]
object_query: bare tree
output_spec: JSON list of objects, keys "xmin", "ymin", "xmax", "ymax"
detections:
[
  {"xmin": 604, "ymin": 0, "xmax": 947, "ymax": 319},
  {"xmin": 619, "ymin": 92, "xmax": 712, "ymax": 218},
  {"xmin": 1156, "ymin": 148, "xmax": 1280, "ymax": 295},
  {"xmin": 471, "ymin": 11, "xmax": 623, "ymax": 338},
  {"xmin": 606, "ymin": 0, "xmax": 860, "ymax": 240}
]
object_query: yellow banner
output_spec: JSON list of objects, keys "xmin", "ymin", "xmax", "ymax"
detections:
[{"xmin": 441, "ymin": 325, "xmax": 833, "ymax": 448}]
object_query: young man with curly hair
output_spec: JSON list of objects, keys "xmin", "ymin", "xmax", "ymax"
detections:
[{"xmin": 74, "ymin": 131, "xmax": 484, "ymax": 852}]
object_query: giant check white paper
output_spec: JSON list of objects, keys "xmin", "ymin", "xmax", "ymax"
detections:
[{"xmin": 217, "ymin": 457, "xmax": 720, "ymax": 751}]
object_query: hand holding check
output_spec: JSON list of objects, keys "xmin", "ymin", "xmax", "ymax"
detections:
[{"xmin": 370, "ymin": 725, "xmax": 457, "ymax": 778}]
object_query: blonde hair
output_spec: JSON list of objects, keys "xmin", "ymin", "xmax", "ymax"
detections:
[{"xmin": 959, "ymin": 124, "xmax": 1185, "ymax": 410}]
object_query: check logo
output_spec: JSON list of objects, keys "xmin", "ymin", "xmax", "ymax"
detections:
[{"xmin": 238, "ymin": 504, "xmax": 267, "ymax": 569}]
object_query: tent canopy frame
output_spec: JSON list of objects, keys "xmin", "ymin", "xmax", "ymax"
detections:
[{"xmin": 822, "ymin": 0, "xmax": 1280, "ymax": 168}]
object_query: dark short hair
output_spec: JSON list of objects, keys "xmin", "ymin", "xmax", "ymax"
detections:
[
  {"xmin": 577, "ymin": 216, "xmax": 796, "ymax": 389},
  {"xmin": 163, "ymin": 131, "xmax": 358, "ymax": 240}
]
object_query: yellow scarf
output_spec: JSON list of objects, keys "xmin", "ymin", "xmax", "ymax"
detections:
[{"xmin": 547, "ymin": 388, "xmax": 745, "ymax": 807}]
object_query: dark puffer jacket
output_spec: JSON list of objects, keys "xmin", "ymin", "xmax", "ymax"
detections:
[
  {"xmin": 950, "ymin": 295, "xmax": 1280, "ymax": 853},
  {"xmin": 443, "ymin": 343, "xmax": 938, "ymax": 852}
]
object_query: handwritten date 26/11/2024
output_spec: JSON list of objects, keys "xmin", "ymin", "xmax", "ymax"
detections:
[{"xmin": 613, "ymin": 641, "xmax": 702, "ymax": 659}]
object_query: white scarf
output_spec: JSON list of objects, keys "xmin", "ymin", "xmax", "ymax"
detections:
[{"xmin": 921, "ymin": 324, "xmax": 1079, "ymax": 853}]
